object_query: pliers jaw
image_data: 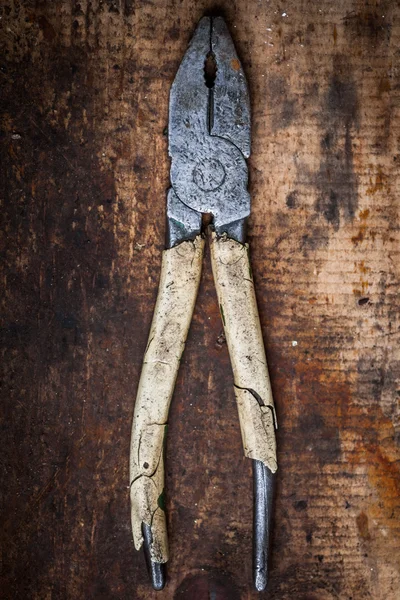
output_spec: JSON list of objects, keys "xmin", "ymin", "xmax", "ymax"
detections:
[
  {"xmin": 168, "ymin": 16, "xmax": 251, "ymax": 158},
  {"xmin": 167, "ymin": 16, "xmax": 252, "ymax": 245},
  {"xmin": 209, "ymin": 17, "xmax": 251, "ymax": 158}
]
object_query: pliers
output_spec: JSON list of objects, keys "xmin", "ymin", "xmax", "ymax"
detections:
[{"xmin": 130, "ymin": 16, "xmax": 278, "ymax": 592}]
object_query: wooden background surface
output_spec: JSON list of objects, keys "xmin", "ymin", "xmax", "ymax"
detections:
[{"xmin": 1, "ymin": 1, "xmax": 399, "ymax": 598}]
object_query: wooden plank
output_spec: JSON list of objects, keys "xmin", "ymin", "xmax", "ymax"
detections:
[{"xmin": 1, "ymin": 1, "xmax": 399, "ymax": 598}]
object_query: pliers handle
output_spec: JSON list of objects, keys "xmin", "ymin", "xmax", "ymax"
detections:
[
  {"xmin": 130, "ymin": 232, "xmax": 277, "ymax": 589},
  {"xmin": 130, "ymin": 236, "xmax": 204, "ymax": 588}
]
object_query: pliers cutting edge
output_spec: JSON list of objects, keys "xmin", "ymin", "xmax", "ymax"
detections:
[{"xmin": 130, "ymin": 16, "xmax": 278, "ymax": 592}]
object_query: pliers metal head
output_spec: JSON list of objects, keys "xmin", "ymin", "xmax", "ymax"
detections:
[{"xmin": 167, "ymin": 16, "xmax": 251, "ymax": 246}]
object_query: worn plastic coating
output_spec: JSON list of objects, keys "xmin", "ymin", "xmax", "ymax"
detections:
[
  {"xmin": 210, "ymin": 233, "xmax": 277, "ymax": 472},
  {"xmin": 130, "ymin": 236, "xmax": 204, "ymax": 565}
]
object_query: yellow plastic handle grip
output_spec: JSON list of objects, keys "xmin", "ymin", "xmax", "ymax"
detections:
[
  {"xmin": 130, "ymin": 236, "xmax": 204, "ymax": 563},
  {"xmin": 210, "ymin": 233, "xmax": 277, "ymax": 473}
]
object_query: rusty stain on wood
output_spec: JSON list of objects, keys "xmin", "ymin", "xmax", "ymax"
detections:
[
  {"xmin": 351, "ymin": 208, "xmax": 370, "ymax": 246},
  {"xmin": 1, "ymin": 1, "xmax": 399, "ymax": 599}
]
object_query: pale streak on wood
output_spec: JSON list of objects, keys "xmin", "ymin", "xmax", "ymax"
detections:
[
  {"xmin": 130, "ymin": 236, "xmax": 204, "ymax": 563},
  {"xmin": 210, "ymin": 233, "xmax": 277, "ymax": 473}
]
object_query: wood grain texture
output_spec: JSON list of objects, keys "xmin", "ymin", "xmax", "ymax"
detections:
[{"xmin": 0, "ymin": 1, "xmax": 399, "ymax": 599}]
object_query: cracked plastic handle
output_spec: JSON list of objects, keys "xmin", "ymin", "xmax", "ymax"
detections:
[
  {"xmin": 210, "ymin": 232, "xmax": 277, "ymax": 589},
  {"xmin": 130, "ymin": 236, "xmax": 204, "ymax": 572},
  {"xmin": 210, "ymin": 233, "xmax": 277, "ymax": 472}
]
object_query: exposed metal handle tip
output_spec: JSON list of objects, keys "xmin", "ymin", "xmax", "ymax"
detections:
[
  {"xmin": 252, "ymin": 460, "xmax": 275, "ymax": 592},
  {"xmin": 148, "ymin": 560, "xmax": 166, "ymax": 591},
  {"xmin": 254, "ymin": 560, "xmax": 268, "ymax": 592},
  {"xmin": 142, "ymin": 523, "xmax": 166, "ymax": 591}
]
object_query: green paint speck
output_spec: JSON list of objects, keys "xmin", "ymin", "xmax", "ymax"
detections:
[
  {"xmin": 220, "ymin": 304, "xmax": 226, "ymax": 326},
  {"xmin": 157, "ymin": 490, "xmax": 166, "ymax": 511},
  {"xmin": 246, "ymin": 248, "xmax": 253, "ymax": 280}
]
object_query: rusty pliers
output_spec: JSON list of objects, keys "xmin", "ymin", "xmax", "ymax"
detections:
[{"xmin": 130, "ymin": 16, "xmax": 278, "ymax": 592}]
